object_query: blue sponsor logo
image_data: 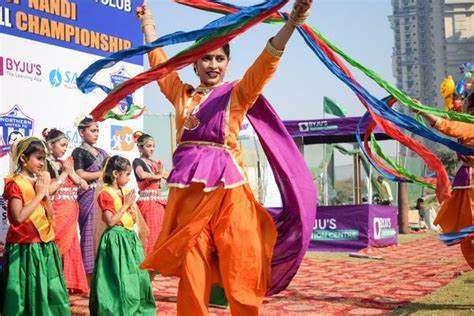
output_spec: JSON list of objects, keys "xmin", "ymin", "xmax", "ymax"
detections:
[
  {"xmin": 110, "ymin": 66, "xmax": 133, "ymax": 114},
  {"xmin": 0, "ymin": 105, "xmax": 34, "ymax": 154},
  {"xmin": 49, "ymin": 68, "xmax": 62, "ymax": 87},
  {"xmin": 65, "ymin": 129, "xmax": 82, "ymax": 149},
  {"xmin": 48, "ymin": 68, "xmax": 79, "ymax": 89}
]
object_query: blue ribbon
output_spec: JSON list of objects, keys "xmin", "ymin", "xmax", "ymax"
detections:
[
  {"xmin": 76, "ymin": 0, "xmax": 286, "ymax": 108},
  {"xmin": 355, "ymin": 108, "xmax": 410, "ymax": 183},
  {"xmin": 440, "ymin": 226, "xmax": 474, "ymax": 246},
  {"xmin": 295, "ymin": 22, "xmax": 474, "ymax": 156}
]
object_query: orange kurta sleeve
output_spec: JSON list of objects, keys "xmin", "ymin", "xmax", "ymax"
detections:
[
  {"xmin": 434, "ymin": 118, "xmax": 474, "ymax": 146},
  {"xmin": 232, "ymin": 40, "xmax": 284, "ymax": 112},
  {"xmin": 226, "ymin": 41, "xmax": 284, "ymax": 153},
  {"xmin": 148, "ymin": 48, "xmax": 192, "ymax": 109}
]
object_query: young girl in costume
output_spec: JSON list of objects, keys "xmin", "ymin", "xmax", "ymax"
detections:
[
  {"xmin": 1, "ymin": 137, "xmax": 70, "ymax": 315},
  {"xmin": 44, "ymin": 128, "xmax": 89, "ymax": 293},
  {"xmin": 132, "ymin": 132, "xmax": 167, "ymax": 259},
  {"xmin": 417, "ymin": 93, "xmax": 474, "ymax": 268},
  {"xmin": 132, "ymin": 134, "xmax": 228, "ymax": 306},
  {"xmin": 89, "ymin": 155, "xmax": 156, "ymax": 315},
  {"xmin": 71, "ymin": 116, "xmax": 108, "ymax": 277},
  {"xmin": 137, "ymin": 0, "xmax": 313, "ymax": 314}
]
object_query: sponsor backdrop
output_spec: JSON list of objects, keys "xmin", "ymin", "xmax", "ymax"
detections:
[
  {"xmin": 309, "ymin": 204, "xmax": 398, "ymax": 252},
  {"xmin": 0, "ymin": 0, "xmax": 144, "ymax": 248}
]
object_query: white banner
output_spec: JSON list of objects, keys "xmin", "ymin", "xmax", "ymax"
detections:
[{"xmin": 0, "ymin": 0, "xmax": 144, "ymax": 249}]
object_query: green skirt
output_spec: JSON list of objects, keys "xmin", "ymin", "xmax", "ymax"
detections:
[
  {"xmin": 89, "ymin": 226, "xmax": 156, "ymax": 316},
  {"xmin": 209, "ymin": 285, "xmax": 229, "ymax": 309},
  {"xmin": 0, "ymin": 242, "xmax": 71, "ymax": 316}
]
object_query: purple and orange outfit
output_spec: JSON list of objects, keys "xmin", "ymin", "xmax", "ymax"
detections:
[
  {"xmin": 433, "ymin": 118, "xmax": 474, "ymax": 268},
  {"xmin": 141, "ymin": 42, "xmax": 316, "ymax": 315}
]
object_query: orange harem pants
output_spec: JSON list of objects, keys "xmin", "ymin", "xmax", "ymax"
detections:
[
  {"xmin": 140, "ymin": 183, "xmax": 277, "ymax": 315},
  {"xmin": 434, "ymin": 185, "xmax": 474, "ymax": 268}
]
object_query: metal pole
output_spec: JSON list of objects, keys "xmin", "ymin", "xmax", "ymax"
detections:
[
  {"xmin": 353, "ymin": 152, "xmax": 361, "ymax": 204},
  {"xmin": 398, "ymin": 182, "xmax": 410, "ymax": 234}
]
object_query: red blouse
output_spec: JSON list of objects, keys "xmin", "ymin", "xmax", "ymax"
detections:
[
  {"xmin": 3, "ymin": 181, "xmax": 42, "ymax": 243},
  {"xmin": 97, "ymin": 191, "xmax": 127, "ymax": 227}
]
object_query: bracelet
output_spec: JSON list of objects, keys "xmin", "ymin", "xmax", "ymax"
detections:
[
  {"xmin": 139, "ymin": 12, "xmax": 156, "ymax": 30},
  {"xmin": 288, "ymin": 8, "xmax": 310, "ymax": 27},
  {"xmin": 56, "ymin": 179, "xmax": 64, "ymax": 186},
  {"xmin": 265, "ymin": 39, "xmax": 285, "ymax": 58}
]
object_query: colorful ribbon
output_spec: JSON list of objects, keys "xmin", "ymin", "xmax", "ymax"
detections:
[
  {"xmin": 78, "ymin": 0, "xmax": 474, "ymax": 201},
  {"xmin": 77, "ymin": 0, "xmax": 288, "ymax": 121},
  {"xmin": 103, "ymin": 104, "xmax": 146, "ymax": 121},
  {"xmin": 440, "ymin": 226, "xmax": 474, "ymax": 246}
]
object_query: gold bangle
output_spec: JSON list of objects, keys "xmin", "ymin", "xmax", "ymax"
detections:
[
  {"xmin": 289, "ymin": 9, "xmax": 309, "ymax": 26},
  {"xmin": 139, "ymin": 13, "xmax": 156, "ymax": 30},
  {"xmin": 265, "ymin": 39, "xmax": 284, "ymax": 58}
]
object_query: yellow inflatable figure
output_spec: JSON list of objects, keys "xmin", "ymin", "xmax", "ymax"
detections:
[{"xmin": 440, "ymin": 75, "xmax": 456, "ymax": 111}]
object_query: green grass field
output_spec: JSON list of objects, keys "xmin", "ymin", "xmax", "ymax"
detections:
[
  {"xmin": 305, "ymin": 232, "xmax": 474, "ymax": 315},
  {"xmin": 389, "ymin": 270, "xmax": 474, "ymax": 315}
]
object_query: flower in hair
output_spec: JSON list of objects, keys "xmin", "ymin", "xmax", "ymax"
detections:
[
  {"xmin": 133, "ymin": 131, "xmax": 143, "ymax": 143},
  {"xmin": 74, "ymin": 115, "xmax": 86, "ymax": 127},
  {"xmin": 73, "ymin": 114, "xmax": 93, "ymax": 127},
  {"xmin": 42, "ymin": 128, "xmax": 51, "ymax": 139}
]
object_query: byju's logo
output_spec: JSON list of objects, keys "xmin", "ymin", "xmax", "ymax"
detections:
[
  {"xmin": 0, "ymin": 56, "xmax": 42, "ymax": 82},
  {"xmin": 373, "ymin": 217, "xmax": 396, "ymax": 240},
  {"xmin": 311, "ymin": 218, "xmax": 359, "ymax": 241},
  {"xmin": 49, "ymin": 68, "xmax": 62, "ymax": 87},
  {"xmin": 48, "ymin": 67, "xmax": 79, "ymax": 89},
  {"xmin": 298, "ymin": 121, "xmax": 337, "ymax": 132}
]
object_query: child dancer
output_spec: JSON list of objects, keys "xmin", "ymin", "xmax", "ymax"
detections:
[
  {"xmin": 72, "ymin": 116, "xmax": 108, "ymax": 277},
  {"xmin": 89, "ymin": 155, "xmax": 155, "ymax": 315},
  {"xmin": 1, "ymin": 137, "xmax": 70, "ymax": 315},
  {"xmin": 44, "ymin": 128, "xmax": 89, "ymax": 293},
  {"xmin": 132, "ymin": 132, "xmax": 167, "ymax": 259}
]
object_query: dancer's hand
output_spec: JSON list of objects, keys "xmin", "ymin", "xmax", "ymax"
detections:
[
  {"xmin": 136, "ymin": 0, "xmax": 150, "ymax": 18},
  {"xmin": 293, "ymin": 0, "xmax": 312, "ymax": 15},
  {"xmin": 136, "ymin": 0, "xmax": 157, "ymax": 42},
  {"xmin": 124, "ymin": 190, "xmax": 137, "ymax": 208},
  {"xmin": 64, "ymin": 157, "xmax": 74, "ymax": 174},
  {"xmin": 35, "ymin": 173, "xmax": 47, "ymax": 199}
]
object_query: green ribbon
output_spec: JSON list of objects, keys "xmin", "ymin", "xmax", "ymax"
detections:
[{"xmin": 103, "ymin": 104, "xmax": 145, "ymax": 121}]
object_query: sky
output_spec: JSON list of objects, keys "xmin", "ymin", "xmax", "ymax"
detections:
[{"xmin": 144, "ymin": 0, "xmax": 396, "ymax": 120}]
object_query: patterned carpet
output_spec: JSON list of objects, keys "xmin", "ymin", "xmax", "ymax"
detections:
[{"xmin": 70, "ymin": 235, "xmax": 471, "ymax": 315}]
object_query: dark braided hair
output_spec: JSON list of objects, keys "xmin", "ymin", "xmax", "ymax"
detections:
[
  {"xmin": 137, "ymin": 133, "xmax": 154, "ymax": 147},
  {"xmin": 77, "ymin": 117, "xmax": 96, "ymax": 131},
  {"xmin": 102, "ymin": 155, "xmax": 131, "ymax": 185},
  {"xmin": 43, "ymin": 128, "xmax": 66, "ymax": 144}
]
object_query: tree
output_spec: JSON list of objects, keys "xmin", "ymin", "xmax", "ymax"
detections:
[{"xmin": 436, "ymin": 149, "xmax": 458, "ymax": 177}]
